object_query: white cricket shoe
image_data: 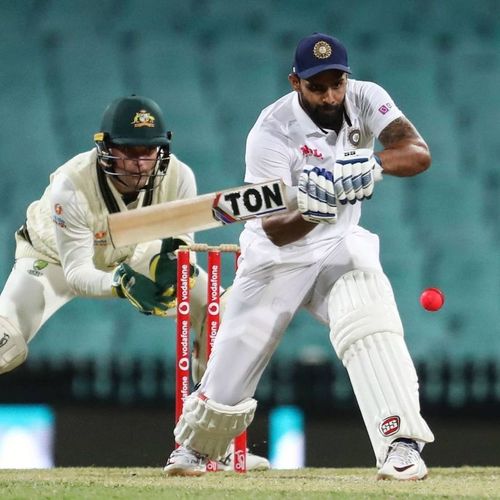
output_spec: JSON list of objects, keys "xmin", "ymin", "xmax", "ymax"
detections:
[
  {"xmin": 217, "ymin": 449, "xmax": 271, "ymax": 471},
  {"xmin": 164, "ymin": 446, "xmax": 270, "ymax": 475},
  {"xmin": 377, "ymin": 439, "xmax": 428, "ymax": 481},
  {"xmin": 164, "ymin": 446, "xmax": 207, "ymax": 476}
]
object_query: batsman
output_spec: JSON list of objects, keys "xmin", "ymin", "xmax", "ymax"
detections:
[
  {"xmin": 0, "ymin": 95, "xmax": 268, "ymax": 471},
  {"xmin": 165, "ymin": 33, "xmax": 434, "ymax": 479}
]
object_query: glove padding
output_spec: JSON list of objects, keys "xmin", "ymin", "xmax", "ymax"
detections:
[
  {"xmin": 112, "ymin": 263, "xmax": 169, "ymax": 316},
  {"xmin": 333, "ymin": 148, "xmax": 382, "ymax": 205},
  {"xmin": 149, "ymin": 238, "xmax": 198, "ymax": 309},
  {"xmin": 297, "ymin": 166, "xmax": 337, "ymax": 224}
]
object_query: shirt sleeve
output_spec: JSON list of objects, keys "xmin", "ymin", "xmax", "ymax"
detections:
[
  {"xmin": 244, "ymin": 126, "xmax": 294, "ymax": 185},
  {"xmin": 50, "ymin": 173, "xmax": 115, "ymax": 297},
  {"xmin": 176, "ymin": 161, "xmax": 197, "ymax": 199},
  {"xmin": 357, "ymin": 81, "xmax": 404, "ymax": 139}
]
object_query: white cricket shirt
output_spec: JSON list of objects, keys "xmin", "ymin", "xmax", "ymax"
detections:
[
  {"xmin": 241, "ymin": 79, "xmax": 403, "ymax": 263},
  {"xmin": 16, "ymin": 150, "xmax": 196, "ymax": 296}
]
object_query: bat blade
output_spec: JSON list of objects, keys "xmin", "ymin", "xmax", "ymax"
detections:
[{"xmin": 108, "ymin": 179, "xmax": 296, "ymax": 247}]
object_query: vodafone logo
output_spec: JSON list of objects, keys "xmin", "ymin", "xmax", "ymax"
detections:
[
  {"xmin": 234, "ymin": 450, "xmax": 246, "ymax": 471},
  {"xmin": 178, "ymin": 301, "xmax": 190, "ymax": 315},
  {"xmin": 178, "ymin": 357, "xmax": 189, "ymax": 371},
  {"xmin": 207, "ymin": 302, "xmax": 220, "ymax": 316}
]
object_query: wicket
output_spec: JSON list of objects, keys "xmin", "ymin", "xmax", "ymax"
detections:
[{"xmin": 175, "ymin": 243, "xmax": 247, "ymax": 473}]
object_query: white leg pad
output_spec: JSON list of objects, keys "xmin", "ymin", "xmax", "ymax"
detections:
[
  {"xmin": 174, "ymin": 391, "xmax": 257, "ymax": 460},
  {"xmin": 0, "ymin": 316, "xmax": 28, "ymax": 374},
  {"xmin": 329, "ymin": 270, "xmax": 434, "ymax": 467}
]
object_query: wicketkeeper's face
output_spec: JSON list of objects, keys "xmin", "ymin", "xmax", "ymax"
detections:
[{"xmin": 109, "ymin": 145, "xmax": 159, "ymax": 193}]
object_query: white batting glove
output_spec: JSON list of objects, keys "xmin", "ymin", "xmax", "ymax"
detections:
[
  {"xmin": 333, "ymin": 148, "xmax": 382, "ymax": 205},
  {"xmin": 297, "ymin": 167, "xmax": 337, "ymax": 224}
]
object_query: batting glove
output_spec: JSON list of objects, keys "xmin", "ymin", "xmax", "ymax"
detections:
[
  {"xmin": 149, "ymin": 238, "xmax": 198, "ymax": 309},
  {"xmin": 112, "ymin": 263, "xmax": 169, "ymax": 316},
  {"xmin": 333, "ymin": 148, "xmax": 382, "ymax": 205},
  {"xmin": 297, "ymin": 166, "xmax": 337, "ymax": 224}
]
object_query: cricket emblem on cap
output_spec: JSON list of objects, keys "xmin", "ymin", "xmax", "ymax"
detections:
[
  {"xmin": 131, "ymin": 110, "xmax": 156, "ymax": 128},
  {"xmin": 313, "ymin": 40, "xmax": 332, "ymax": 59}
]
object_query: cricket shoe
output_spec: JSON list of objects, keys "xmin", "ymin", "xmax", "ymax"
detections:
[
  {"xmin": 377, "ymin": 439, "xmax": 428, "ymax": 481},
  {"xmin": 164, "ymin": 446, "xmax": 207, "ymax": 476},
  {"xmin": 216, "ymin": 447, "xmax": 271, "ymax": 471}
]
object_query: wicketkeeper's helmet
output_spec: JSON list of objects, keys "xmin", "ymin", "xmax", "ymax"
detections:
[{"xmin": 94, "ymin": 95, "xmax": 172, "ymax": 191}]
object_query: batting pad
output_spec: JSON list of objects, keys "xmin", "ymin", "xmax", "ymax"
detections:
[
  {"xmin": 0, "ymin": 316, "xmax": 28, "ymax": 374},
  {"xmin": 329, "ymin": 270, "xmax": 434, "ymax": 467},
  {"xmin": 174, "ymin": 392, "xmax": 256, "ymax": 460}
]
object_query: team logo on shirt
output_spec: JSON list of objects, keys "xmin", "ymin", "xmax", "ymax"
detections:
[
  {"xmin": 348, "ymin": 128, "xmax": 361, "ymax": 146},
  {"xmin": 313, "ymin": 41, "xmax": 332, "ymax": 59},
  {"xmin": 131, "ymin": 110, "xmax": 156, "ymax": 128},
  {"xmin": 54, "ymin": 204, "xmax": 63, "ymax": 215},
  {"xmin": 300, "ymin": 144, "xmax": 324, "ymax": 160}
]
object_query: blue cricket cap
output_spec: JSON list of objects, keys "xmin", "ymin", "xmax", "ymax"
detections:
[{"xmin": 292, "ymin": 33, "xmax": 351, "ymax": 79}]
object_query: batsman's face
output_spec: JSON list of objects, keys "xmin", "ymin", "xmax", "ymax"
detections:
[
  {"xmin": 109, "ymin": 145, "xmax": 159, "ymax": 193},
  {"xmin": 289, "ymin": 70, "xmax": 347, "ymax": 130}
]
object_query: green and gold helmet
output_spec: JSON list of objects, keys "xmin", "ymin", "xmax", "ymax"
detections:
[
  {"xmin": 96, "ymin": 95, "xmax": 171, "ymax": 147},
  {"xmin": 94, "ymin": 95, "xmax": 172, "ymax": 192}
]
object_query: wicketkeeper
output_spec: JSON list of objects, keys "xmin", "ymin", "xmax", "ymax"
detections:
[{"xmin": 0, "ymin": 95, "xmax": 269, "ymax": 471}]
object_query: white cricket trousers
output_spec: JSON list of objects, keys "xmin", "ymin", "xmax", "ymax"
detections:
[
  {"xmin": 0, "ymin": 258, "xmax": 75, "ymax": 342},
  {"xmin": 199, "ymin": 226, "xmax": 382, "ymax": 405}
]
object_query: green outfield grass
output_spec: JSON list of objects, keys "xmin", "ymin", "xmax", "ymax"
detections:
[{"xmin": 1, "ymin": 467, "xmax": 499, "ymax": 499}]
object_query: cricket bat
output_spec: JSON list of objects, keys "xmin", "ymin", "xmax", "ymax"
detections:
[{"xmin": 108, "ymin": 179, "xmax": 297, "ymax": 248}]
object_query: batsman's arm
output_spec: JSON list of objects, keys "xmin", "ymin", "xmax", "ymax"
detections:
[
  {"xmin": 376, "ymin": 116, "xmax": 431, "ymax": 177},
  {"xmin": 262, "ymin": 210, "xmax": 317, "ymax": 247}
]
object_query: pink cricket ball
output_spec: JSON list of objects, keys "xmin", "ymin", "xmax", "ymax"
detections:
[{"xmin": 420, "ymin": 287, "xmax": 445, "ymax": 311}]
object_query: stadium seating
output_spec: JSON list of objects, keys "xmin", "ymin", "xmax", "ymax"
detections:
[{"xmin": 1, "ymin": 0, "xmax": 500, "ymax": 401}]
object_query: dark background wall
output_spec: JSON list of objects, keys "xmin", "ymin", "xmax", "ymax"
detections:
[{"xmin": 54, "ymin": 406, "xmax": 500, "ymax": 468}]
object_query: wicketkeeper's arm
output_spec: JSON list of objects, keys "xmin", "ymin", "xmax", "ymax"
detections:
[
  {"xmin": 111, "ymin": 263, "xmax": 170, "ymax": 316},
  {"xmin": 149, "ymin": 238, "xmax": 198, "ymax": 308},
  {"xmin": 51, "ymin": 174, "xmax": 118, "ymax": 297}
]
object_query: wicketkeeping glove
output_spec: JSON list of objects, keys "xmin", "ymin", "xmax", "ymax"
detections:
[
  {"xmin": 149, "ymin": 238, "xmax": 198, "ymax": 309},
  {"xmin": 112, "ymin": 263, "xmax": 169, "ymax": 316},
  {"xmin": 297, "ymin": 166, "xmax": 337, "ymax": 224},
  {"xmin": 333, "ymin": 148, "xmax": 382, "ymax": 205}
]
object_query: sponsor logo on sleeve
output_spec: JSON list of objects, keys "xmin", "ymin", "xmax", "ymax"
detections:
[
  {"xmin": 28, "ymin": 259, "xmax": 49, "ymax": 277},
  {"xmin": 52, "ymin": 204, "xmax": 66, "ymax": 228},
  {"xmin": 94, "ymin": 231, "xmax": 108, "ymax": 246},
  {"xmin": 378, "ymin": 102, "xmax": 393, "ymax": 115}
]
